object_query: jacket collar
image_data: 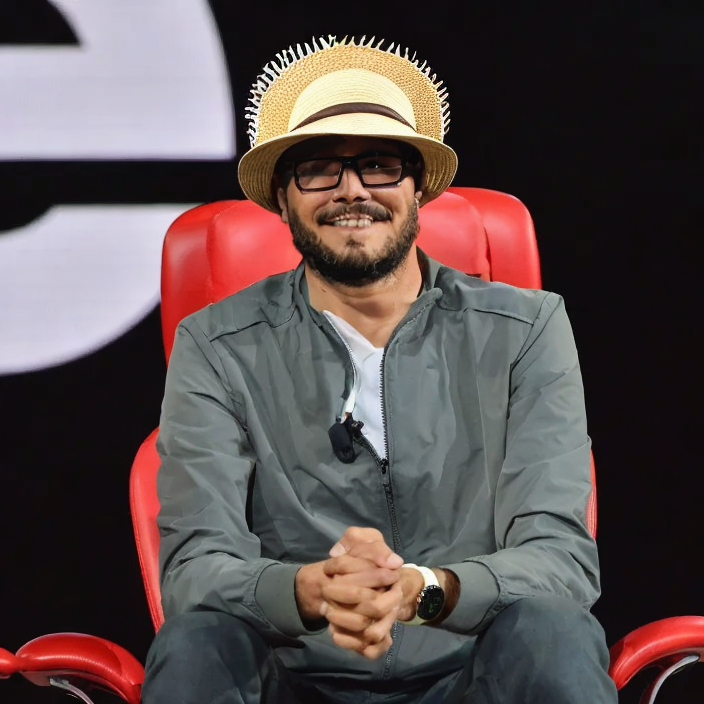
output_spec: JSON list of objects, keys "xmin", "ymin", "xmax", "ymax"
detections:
[
  {"xmin": 294, "ymin": 248, "xmax": 446, "ymax": 335},
  {"xmin": 229, "ymin": 247, "xmax": 472, "ymax": 332}
]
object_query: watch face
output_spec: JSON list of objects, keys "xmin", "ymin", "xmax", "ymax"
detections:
[{"xmin": 417, "ymin": 584, "xmax": 445, "ymax": 620}]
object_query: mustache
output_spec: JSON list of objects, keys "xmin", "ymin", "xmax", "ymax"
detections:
[{"xmin": 316, "ymin": 203, "xmax": 392, "ymax": 225}]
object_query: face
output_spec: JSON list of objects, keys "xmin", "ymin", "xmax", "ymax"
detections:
[{"xmin": 276, "ymin": 136, "xmax": 423, "ymax": 287}]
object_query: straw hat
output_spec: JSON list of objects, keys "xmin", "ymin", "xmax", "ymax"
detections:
[{"xmin": 238, "ymin": 36, "xmax": 458, "ymax": 213}]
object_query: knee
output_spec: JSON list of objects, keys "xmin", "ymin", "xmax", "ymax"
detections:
[
  {"xmin": 146, "ymin": 611, "xmax": 268, "ymax": 676},
  {"xmin": 473, "ymin": 597, "xmax": 615, "ymax": 701},
  {"xmin": 143, "ymin": 612, "xmax": 269, "ymax": 704},
  {"xmin": 485, "ymin": 596, "xmax": 611, "ymax": 675},
  {"xmin": 503, "ymin": 596, "xmax": 605, "ymax": 644},
  {"xmin": 151, "ymin": 611, "xmax": 227, "ymax": 653}
]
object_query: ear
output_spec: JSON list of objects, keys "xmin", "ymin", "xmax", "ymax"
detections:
[
  {"xmin": 415, "ymin": 190, "xmax": 423, "ymax": 207},
  {"xmin": 277, "ymin": 187, "xmax": 289, "ymax": 223}
]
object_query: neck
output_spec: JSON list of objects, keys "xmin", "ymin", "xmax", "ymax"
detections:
[{"xmin": 306, "ymin": 246, "xmax": 422, "ymax": 347}]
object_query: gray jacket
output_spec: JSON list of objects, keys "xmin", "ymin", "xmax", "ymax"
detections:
[{"xmin": 156, "ymin": 254, "xmax": 599, "ymax": 683}]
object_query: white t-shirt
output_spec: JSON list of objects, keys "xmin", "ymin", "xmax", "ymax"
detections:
[{"xmin": 323, "ymin": 310, "xmax": 386, "ymax": 457}]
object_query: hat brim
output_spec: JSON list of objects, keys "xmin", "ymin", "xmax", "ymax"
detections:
[{"xmin": 238, "ymin": 113, "xmax": 458, "ymax": 213}]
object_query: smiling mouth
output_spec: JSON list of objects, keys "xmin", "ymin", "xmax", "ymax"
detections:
[{"xmin": 325, "ymin": 215, "xmax": 376, "ymax": 228}]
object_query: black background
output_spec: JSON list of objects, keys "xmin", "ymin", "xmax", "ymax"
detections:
[{"xmin": 1, "ymin": 2, "xmax": 702, "ymax": 702}]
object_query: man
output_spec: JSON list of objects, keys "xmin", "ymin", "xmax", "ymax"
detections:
[{"xmin": 143, "ymin": 36, "xmax": 617, "ymax": 703}]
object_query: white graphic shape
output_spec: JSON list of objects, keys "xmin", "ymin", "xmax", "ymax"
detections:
[
  {"xmin": 0, "ymin": 0, "xmax": 235, "ymax": 159},
  {"xmin": 0, "ymin": 205, "xmax": 194, "ymax": 374}
]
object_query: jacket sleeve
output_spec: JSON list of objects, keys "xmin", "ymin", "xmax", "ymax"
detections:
[
  {"xmin": 440, "ymin": 292, "xmax": 600, "ymax": 634},
  {"xmin": 156, "ymin": 319, "xmax": 317, "ymax": 642}
]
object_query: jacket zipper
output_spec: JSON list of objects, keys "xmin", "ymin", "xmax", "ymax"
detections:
[
  {"xmin": 325, "ymin": 321, "xmax": 398, "ymax": 543},
  {"xmin": 351, "ymin": 347, "xmax": 401, "ymax": 681},
  {"xmin": 325, "ymin": 319, "xmax": 401, "ymax": 681},
  {"xmin": 378, "ymin": 346, "xmax": 400, "ymax": 681}
]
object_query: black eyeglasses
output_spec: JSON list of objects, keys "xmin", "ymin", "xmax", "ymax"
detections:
[{"xmin": 290, "ymin": 151, "xmax": 412, "ymax": 193}]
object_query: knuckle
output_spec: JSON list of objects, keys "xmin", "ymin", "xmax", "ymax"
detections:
[
  {"xmin": 366, "ymin": 628, "xmax": 383, "ymax": 643},
  {"xmin": 378, "ymin": 567, "xmax": 398, "ymax": 582},
  {"xmin": 347, "ymin": 615, "xmax": 367, "ymax": 632},
  {"xmin": 349, "ymin": 526, "xmax": 382, "ymax": 542},
  {"xmin": 367, "ymin": 602, "xmax": 388, "ymax": 620}
]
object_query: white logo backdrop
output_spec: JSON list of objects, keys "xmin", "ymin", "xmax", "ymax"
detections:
[{"xmin": 0, "ymin": 0, "xmax": 235, "ymax": 374}]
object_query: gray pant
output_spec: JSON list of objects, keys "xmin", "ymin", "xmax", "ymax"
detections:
[{"xmin": 142, "ymin": 596, "xmax": 618, "ymax": 703}]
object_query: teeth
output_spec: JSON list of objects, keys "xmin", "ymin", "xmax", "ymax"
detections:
[{"xmin": 329, "ymin": 217, "xmax": 374, "ymax": 228}]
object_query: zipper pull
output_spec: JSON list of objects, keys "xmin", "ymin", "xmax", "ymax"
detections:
[{"xmin": 380, "ymin": 458, "xmax": 389, "ymax": 474}]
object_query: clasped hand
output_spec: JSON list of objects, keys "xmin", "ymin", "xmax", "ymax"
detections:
[{"xmin": 295, "ymin": 527, "xmax": 424, "ymax": 660}]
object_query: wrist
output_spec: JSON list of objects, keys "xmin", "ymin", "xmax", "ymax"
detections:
[
  {"xmin": 432, "ymin": 568, "xmax": 460, "ymax": 624},
  {"xmin": 398, "ymin": 566, "xmax": 425, "ymax": 620},
  {"xmin": 398, "ymin": 565, "xmax": 460, "ymax": 626},
  {"xmin": 399, "ymin": 563, "xmax": 445, "ymax": 625},
  {"xmin": 294, "ymin": 562, "xmax": 326, "ymax": 622}
]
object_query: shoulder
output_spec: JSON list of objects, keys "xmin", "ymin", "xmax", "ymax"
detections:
[
  {"xmin": 179, "ymin": 269, "xmax": 298, "ymax": 342},
  {"xmin": 433, "ymin": 263, "xmax": 562, "ymax": 326}
]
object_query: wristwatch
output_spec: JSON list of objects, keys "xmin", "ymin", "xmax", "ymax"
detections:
[{"xmin": 400, "ymin": 563, "xmax": 445, "ymax": 625}]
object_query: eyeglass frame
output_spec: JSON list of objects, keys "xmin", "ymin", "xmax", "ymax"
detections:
[{"xmin": 280, "ymin": 148, "xmax": 423, "ymax": 194}]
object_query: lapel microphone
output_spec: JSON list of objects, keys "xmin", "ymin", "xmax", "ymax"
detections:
[{"xmin": 328, "ymin": 414, "xmax": 364, "ymax": 464}]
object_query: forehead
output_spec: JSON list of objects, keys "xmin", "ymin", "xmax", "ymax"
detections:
[{"xmin": 286, "ymin": 136, "xmax": 406, "ymax": 160}]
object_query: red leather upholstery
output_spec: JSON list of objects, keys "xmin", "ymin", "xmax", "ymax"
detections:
[
  {"xmin": 0, "ymin": 648, "xmax": 19, "ymax": 679},
  {"xmin": 449, "ymin": 187, "xmax": 541, "ymax": 290},
  {"xmin": 15, "ymin": 633, "xmax": 142, "ymax": 704},
  {"xmin": 160, "ymin": 188, "xmax": 531, "ymax": 362},
  {"xmin": 608, "ymin": 615, "xmax": 704, "ymax": 689},
  {"xmin": 130, "ymin": 429, "xmax": 164, "ymax": 630}
]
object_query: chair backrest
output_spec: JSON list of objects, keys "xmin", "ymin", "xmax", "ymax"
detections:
[
  {"xmin": 160, "ymin": 187, "xmax": 541, "ymax": 362},
  {"xmin": 131, "ymin": 187, "xmax": 594, "ymax": 632}
]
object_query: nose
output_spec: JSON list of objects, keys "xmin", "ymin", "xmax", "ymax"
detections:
[{"xmin": 332, "ymin": 164, "xmax": 371, "ymax": 202}]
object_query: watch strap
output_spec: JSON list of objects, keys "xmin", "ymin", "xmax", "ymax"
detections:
[{"xmin": 399, "ymin": 563, "xmax": 439, "ymax": 626}]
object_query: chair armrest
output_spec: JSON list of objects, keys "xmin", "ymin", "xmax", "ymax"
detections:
[
  {"xmin": 16, "ymin": 632, "xmax": 143, "ymax": 704},
  {"xmin": 609, "ymin": 615, "xmax": 704, "ymax": 689},
  {"xmin": 0, "ymin": 647, "xmax": 20, "ymax": 678}
]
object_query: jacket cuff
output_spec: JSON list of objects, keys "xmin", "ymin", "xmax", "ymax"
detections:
[
  {"xmin": 255, "ymin": 563, "xmax": 326, "ymax": 637},
  {"xmin": 439, "ymin": 560, "xmax": 500, "ymax": 633}
]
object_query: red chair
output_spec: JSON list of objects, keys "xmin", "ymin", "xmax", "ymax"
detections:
[{"xmin": 9, "ymin": 188, "xmax": 704, "ymax": 703}]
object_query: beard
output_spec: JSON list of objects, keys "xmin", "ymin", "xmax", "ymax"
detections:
[{"xmin": 288, "ymin": 201, "xmax": 420, "ymax": 287}]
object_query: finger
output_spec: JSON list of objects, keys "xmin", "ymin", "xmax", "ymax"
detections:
[
  {"xmin": 324, "ymin": 606, "xmax": 375, "ymax": 633},
  {"xmin": 343, "ymin": 541, "xmax": 404, "ymax": 569},
  {"xmin": 322, "ymin": 555, "xmax": 378, "ymax": 576},
  {"xmin": 329, "ymin": 625, "xmax": 394, "ymax": 660},
  {"xmin": 322, "ymin": 572, "xmax": 401, "ymax": 606},
  {"xmin": 324, "ymin": 587, "xmax": 402, "ymax": 631},
  {"xmin": 329, "ymin": 526, "xmax": 385, "ymax": 558},
  {"xmin": 363, "ymin": 605, "xmax": 399, "ymax": 645},
  {"xmin": 321, "ymin": 582, "xmax": 379, "ymax": 607},
  {"xmin": 328, "ymin": 624, "xmax": 368, "ymax": 654},
  {"xmin": 328, "ymin": 593, "xmax": 400, "ymax": 642},
  {"xmin": 361, "ymin": 634, "xmax": 394, "ymax": 660},
  {"xmin": 323, "ymin": 560, "xmax": 400, "ymax": 588},
  {"xmin": 328, "ymin": 605, "xmax": 399, "ymax": 658},
  {"xmin": 328, "ymin": 569, "xmax": 400, "ymax": 590},
  {"xmin": 324, "ymin": 582, "xmax": 404, "ymax": 620}
]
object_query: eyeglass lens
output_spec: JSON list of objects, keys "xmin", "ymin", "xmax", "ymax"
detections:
[{"xmin": 295, "ymin": 153, "xmax": 404, "ymax": 191}]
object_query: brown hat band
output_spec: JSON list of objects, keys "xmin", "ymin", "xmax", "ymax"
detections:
[{"xmin": 292, "ymin": 102, "xmax": 415, "ymax": 131}]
